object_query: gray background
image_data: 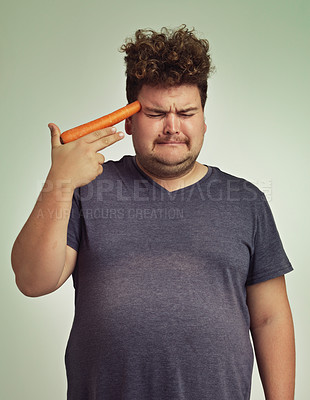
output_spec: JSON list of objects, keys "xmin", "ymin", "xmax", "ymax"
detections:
[{"xmin": 1, "ymin": 0, "xmax": 309, "ymax": 398}]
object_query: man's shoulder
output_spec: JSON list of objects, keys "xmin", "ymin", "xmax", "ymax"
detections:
[
  {"xmin": 99, "ymin": 155, "xmax": 136, "ymax": 177},
  {"xmin": 209, "ymin": 165, "xmax": 258, "ymax": 187},
  {"xmin": 206, "ymin": 165, "xmax": 265, "ymax": 203},
  {"xmin": 103, "ymin": 155, "xmax": 134, "ymax": 169}
]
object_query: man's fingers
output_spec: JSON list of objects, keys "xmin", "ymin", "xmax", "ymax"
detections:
[
  {"xmin": 84, "ymin": 127, "xmax": 119, "ymax": 143},
  {"xmin": 90, "ymin": 129, "xmax": 125, "ymax": 152},
  {"xmin": 97, "ymin": 153, "xmax": 105, "ymax": 165}
]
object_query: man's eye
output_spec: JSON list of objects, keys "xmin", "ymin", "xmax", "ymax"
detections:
[
  {"xmin": 179, "ymin": 113, "xmax": 194, "ymax": 118},
  {"xmin": 146, "ymin": 113, "xmax": 165, "ymax": 118}
]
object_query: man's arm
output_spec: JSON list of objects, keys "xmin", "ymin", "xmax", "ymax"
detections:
[
  {"xmin": 246, "ymin": 275, "xmax": 295, "ymax": 400},
  {"xmin": 11, "ymin": 123, "xmax": 124, "ymax": 297}
]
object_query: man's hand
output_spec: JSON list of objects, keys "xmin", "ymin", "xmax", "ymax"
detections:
[{"xmin": 48, "ymin": 123, "xmax": 124, "ymax": 189}]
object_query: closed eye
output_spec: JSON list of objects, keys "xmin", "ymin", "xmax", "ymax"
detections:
[
  {"xmin": 145, "ymin": 113, "xmax": 166, "ymax": 118},
  {"xmin": 145, "ymin": 112, "xmax": 195, "ymax": 118},
  {"xmin": 178, "ymin": 113, "xmax": 194, "ymax": 118}
]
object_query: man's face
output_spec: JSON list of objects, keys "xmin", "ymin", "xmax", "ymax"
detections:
[{"xmin": 125, "ymin": 84, "xmax": 207, "ymax": 179}]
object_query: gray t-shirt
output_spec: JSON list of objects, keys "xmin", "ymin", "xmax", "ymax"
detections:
[{"xmin": 66, "ymin": 156, "xmax": 292, "ymax": 399}]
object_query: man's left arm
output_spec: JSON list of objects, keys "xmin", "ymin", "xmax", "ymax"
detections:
[{"xmin": 246, "ymin": 275, "xmax": 295, "ymax": 400}]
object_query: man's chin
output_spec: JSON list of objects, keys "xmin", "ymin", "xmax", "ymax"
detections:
[{"xmin": 136, "ymin": 154, "xmax": 197, "ymax": 179}]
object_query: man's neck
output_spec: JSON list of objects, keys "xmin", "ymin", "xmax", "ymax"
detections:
[{"xmin": 136, "ymin": 160, "xmax": 208, "ymax": 192}]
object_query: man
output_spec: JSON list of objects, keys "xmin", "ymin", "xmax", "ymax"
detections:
[{"xmin": 11, "ymin": 26, "xmax": 295, "ymax": 399}]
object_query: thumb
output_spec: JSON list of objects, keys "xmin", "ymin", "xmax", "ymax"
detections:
[{"xmin": 48, "ymin": 123, "xmax": 62, "ymax": 148}]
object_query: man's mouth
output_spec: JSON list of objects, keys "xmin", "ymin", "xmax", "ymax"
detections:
[
  {"xmin": 157, "ymin": 141, "xmax": 185, "ymax": 144},
  {"xmin": 155, "ymin": 139, "xmax": 188, "ymax": 145}
]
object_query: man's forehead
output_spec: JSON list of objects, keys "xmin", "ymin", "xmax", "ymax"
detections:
[{"xmin": 138, "ymin": 84, "xmax": 202, "ymax": 110}]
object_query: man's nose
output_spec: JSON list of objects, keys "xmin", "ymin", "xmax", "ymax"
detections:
[{"xmin": 164, "ymin": 113, "xmax": 180, "ymax": 135}]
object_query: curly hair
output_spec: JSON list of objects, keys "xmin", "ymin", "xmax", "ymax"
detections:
[{"xmin": 120, "ymin": 25, "xmax": 213, "ymax": 108}]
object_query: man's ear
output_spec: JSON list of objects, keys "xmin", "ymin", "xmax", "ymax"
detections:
[{"xmin": 125, "ymin": 117, "xmax": 133, "ymax": 135}]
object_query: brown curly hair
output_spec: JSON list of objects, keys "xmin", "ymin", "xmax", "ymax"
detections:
[{"xmin": 120, "ymin": 25, "xmax": 213, "ymax": 108}]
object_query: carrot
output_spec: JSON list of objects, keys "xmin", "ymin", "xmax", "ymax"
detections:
[{"xmin": 60, "ymin": 100, "xmax": 141, "ymax": 143}]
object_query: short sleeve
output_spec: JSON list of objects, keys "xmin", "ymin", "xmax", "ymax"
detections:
[
  {"xmin": 67, "ymin": 188, "xmax": 81, "ymax": 252},
  {"xmin": 246, "ymin": 193, "xmax": 293, "ymax": 285}
]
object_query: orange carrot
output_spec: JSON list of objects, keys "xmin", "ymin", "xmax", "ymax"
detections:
[{"xmin": 60, "ymin": 100, "xmax": 141, "ymax": 143}]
